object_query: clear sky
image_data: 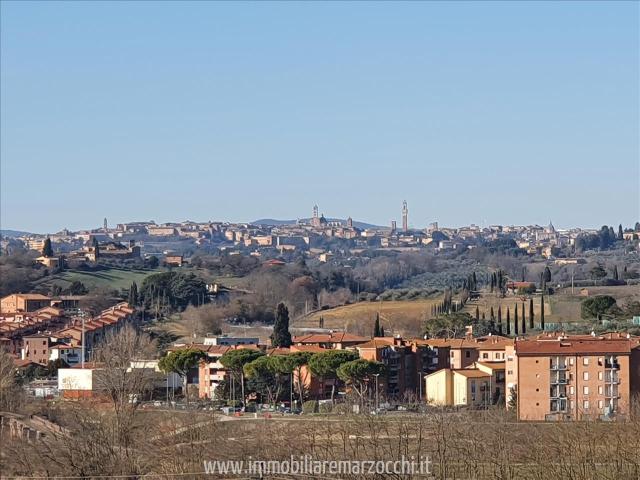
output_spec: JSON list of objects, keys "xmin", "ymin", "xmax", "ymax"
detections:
[{"xmin": 1, "ymin": 1, "xmax": 638, "ymax": 233}]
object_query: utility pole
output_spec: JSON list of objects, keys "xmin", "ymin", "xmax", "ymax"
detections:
[
  {"xmin": 80, "ymin": 310, "xmax": 86, "ymax": 368},
  {"xmin": 373, "ymin": 373, "xmax": 380, "ymax": 412}
]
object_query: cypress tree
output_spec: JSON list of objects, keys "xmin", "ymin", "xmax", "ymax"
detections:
[
  {"xmin": 491, "ymin": 306, "xmax": 495, "ymax": 320},
  {"xmin": 529, "ymin": 298, "xmax": 535, "ymax": 329},
  {"xmin": 618, "ymin": 224, "xmax": 624, "ymax": 240},
  {"xmin": 540, "ymin": 294, "xmax": 545, "ymax": 330},
  {"xmin": 613, "ymin": 265, "xmax": 619, "ymax": 281},
  {"xmin": 475, "ymin": 306, "xmax": 479, "ymax": 321},
  {"xmin": 380, "ymin": 326, "xmax": 385, "ymax": 337},
  {"xmin": 482, "ymin": 312, "xmax": 486, "ymax": 320},
  {"xmin": 513, "ymin": 307, "xmax": 518, "ymax": 335},
  {"xmin": 373, "ymin": 314, "xmax": 381, "ymax": 337},
  {"xmin": 506, "ymin": 308, "xmax": 511, "ymax": 335},
  {"xmin": 128, "ymin": 281, "xmax": 138, "ymax": 306},
  {"xmin": 270, "ymin": 302, "xmax": 292, "ymax": 347},
  {"xmin": 521, "ymin": 302, "xmax": 526, "ymax": 334},
  {"xmin": 42, "ymin": 237, "xmax": 53, "ymax": 257}
]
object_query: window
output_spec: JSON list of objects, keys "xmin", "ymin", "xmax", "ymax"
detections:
[
  {"xmin": 482, "ymin": 353, "xmax": 488, "ymax": 359},
  {"xmin": 598, "ymin": 371, "xmax": 603, "ymax": 381},
  {"xmin": 583, "ymin": 372, "xmax": 589, "ymax": 381},
  {"xmin": 465, "ymin": 351, "xmax": 470, "ymax": 358},
  {"xmin": 583, "ymin": 357, "xmax": 589, "ymax": 366},
  {"xmin": 598, "ymin": 386, "xmax": 603, "ymax": 395},
  {"xmin": 570, "ymin": 386, "xmax": 575, "ymax": 395},
  {"xmin": 450, "ymin": 352, "xmax": 454, "ymax": 358},
  {"xmin": 42, "ymin": 341, "xmax": 46, "ymax": 345},
  {"xmin": 598, "ymin": 400, "xmax": 603, "ymax": 409},
  {"xmin": 583, "ymin": 400, "xmax": 589, "ymax": 410},
  {"xmin": 583, "ymin": 386, "xmax": 589, "ymax": 395},
  {"xmin": 569, "ymin": 358, "xmax": 574, "ymax": 365}
]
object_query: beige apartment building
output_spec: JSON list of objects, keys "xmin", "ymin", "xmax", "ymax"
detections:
[{"xmin": 507, "ymin": 333, "xmax": 640, "ymax": 421}]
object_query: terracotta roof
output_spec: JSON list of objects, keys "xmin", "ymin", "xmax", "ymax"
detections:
[
  {"xmin": 516, "ymin": 338, "xmax": 632, "ymax": 356},
  {"xmin": 476, "ymin": 361, "xmax": 506, "ymax": 370},
  {"xmin": 293, "ymin": 332, "xmax": 369, "ymax": 344},
  {"xmin": 14, "ymin": 358, "xmax": 37, "ymax": 368},
  {"xmin": 266, "ymin": 347, "xmax": 292, "ymax": 356},
  {"xmin": 356, "ymin": 338, "xmax": 398, "ymax": 349},
  {"xmin": 454, "ymin": 369, "xmax": 492, "ymax": 378},
  {"xmin": 290, "ymin": 345, "xmax": 326, "ymax": 354}
]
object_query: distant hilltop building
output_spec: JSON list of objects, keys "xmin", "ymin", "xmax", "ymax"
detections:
[
  {"xmin": 310, "ymin": 204, "xmax": 327, "ymax": 228},
  {"xmin": 402, "ymin": 200, "xmax": 408, "ymax": 232}
]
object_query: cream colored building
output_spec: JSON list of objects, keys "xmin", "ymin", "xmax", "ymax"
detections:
[{"xmin": 425, "ymin": 368, "xmax": 493, "ymax": 407}]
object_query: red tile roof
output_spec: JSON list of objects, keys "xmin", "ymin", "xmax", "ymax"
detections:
[{"xmin": 516, "ymin": 337, "xmax": 632, "ymax": 356}]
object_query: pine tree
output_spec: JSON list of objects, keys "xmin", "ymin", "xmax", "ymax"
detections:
[
  {"xmin": 373, "ymin": 313, "xmax": 381, "ymax": 337},
  {"xmin": 529, "ymin": 298, "xmax": 535, "ymax": 329},
  {"xmin": 506, "ymin": 308, "xmax": 511, "ymax": 335},
  {"xmin": 540, "ymin": 294, "xmax": 545, "ymax": 330},
  {"xmin": 42, "ymin": 238, "xmax": 53, "ymax": 257},
  {"xmin": 270, "ymin": 302, "xmax": 292, "ymax": 347}
]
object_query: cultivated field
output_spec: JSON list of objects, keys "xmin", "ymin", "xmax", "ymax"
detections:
[{"xmin": 293, "ymin": 299, "xmax": 443, "ymax": 338}]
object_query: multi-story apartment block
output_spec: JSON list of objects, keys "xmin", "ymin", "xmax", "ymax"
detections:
[{"xmin": 506, "ymin": 333, "xmax": 640, "ymax": 421}]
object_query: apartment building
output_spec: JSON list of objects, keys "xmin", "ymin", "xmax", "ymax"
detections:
[
  {"xmin": 507, "ymin": 333, "xmax": 640, "ymax": 421},
  {"xmin": 357, "ymin": 337, "xmax": 416, "ymax": 397}
]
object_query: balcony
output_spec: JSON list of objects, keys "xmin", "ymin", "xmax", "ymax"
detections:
[
  {"xmin": 550, "ymin": 363, "xmax": 567, "ymax": 371},
  {"xmin": 605, "ymin": 361, "xmax": 620, "ymax": 370},
  {"xmin": 604, "ymin": 372, "xmax": 620, "ymax": 383},
  {"xmin": 551, "ymin": 374, "xmax": 568, "ymax": 385}
]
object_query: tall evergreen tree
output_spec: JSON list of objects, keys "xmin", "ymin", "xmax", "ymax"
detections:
[
  {"xmin": 380, "ymin": 326, "xmax": 385, "ymax": 337},
  {"xmin": 521, "ymin": 302, "xmax": 526, "ymax": 334},
  {"xmin": 475, "ymin": 306, "xmax": 479, "ymax": 321},
  {"xmin": 42, "ymin": 237, "xmax": 53, "ymax": 257},
  {"xmin": 128, "ymin": 281, "xmax": 139, "ymax": 306},
  {"xmin": 373, "ymin": 313, "xmax": 381, "ymax": 337},
  {"xmin": 543, "ymin": 266, "xmax": 552, "ymax": 284},
  {"xmin": 490, "ymin": 306, "xmax": 495, "ymax": 320},
  {"xmin": 540, "ymin": 294, "xmax": 545, "ymax": 330},
  {"xmin": 506, "ymin": 308, "xmax": 511, "ymax": 335},
  {"xmin": 529, "ymin": 298, "xmax": 535, "ymax": 329},
  {"xmin": 513, "ymin": 307, "xmax": 518, "ymax": 335},
  {"xmin": 613, "ymin": 265, "xmax": 619, "ymax": 281},
  {"xmin": 270, "ymin": 302, "xmax": 292, "ymax": 347},
  {"xmin": 618, "ymin": 224, "xmax": 624, "ymax": 241}
]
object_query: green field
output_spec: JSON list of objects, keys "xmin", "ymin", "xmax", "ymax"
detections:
[{"xmin": 36, "ymin": 267, "xmax": 161, "ymax": 292}]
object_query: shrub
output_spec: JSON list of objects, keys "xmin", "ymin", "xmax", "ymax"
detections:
[
  {"xmin": 302, "ymin": 400, "xmax": 318, "ymax": 414},
  {"xmin": 581, "ymin": 295, "xmax": 617, "ymax": 319}
]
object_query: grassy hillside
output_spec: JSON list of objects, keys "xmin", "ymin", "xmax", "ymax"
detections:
[
  {"xmin": 294, "ymin": 299, "xmax": 442, "ymax": 338},
  {"xmin": 35, "ymin": 267, "xmax": 161, "ymax": 292}
]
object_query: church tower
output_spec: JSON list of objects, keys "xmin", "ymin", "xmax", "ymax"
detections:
[{"xmin": 402, "ymin": 200, "xmax": 408, "ymax": 232}]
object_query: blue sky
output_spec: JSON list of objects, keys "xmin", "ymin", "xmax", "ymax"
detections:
[{"xmin": 1, "ymin": 1, "xmax": 638, "ymax": 233}]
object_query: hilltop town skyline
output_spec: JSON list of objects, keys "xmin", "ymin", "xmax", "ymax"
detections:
[{"xmin": 3, "ymin": 205, "xmax": 638, "ymax": 237}]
